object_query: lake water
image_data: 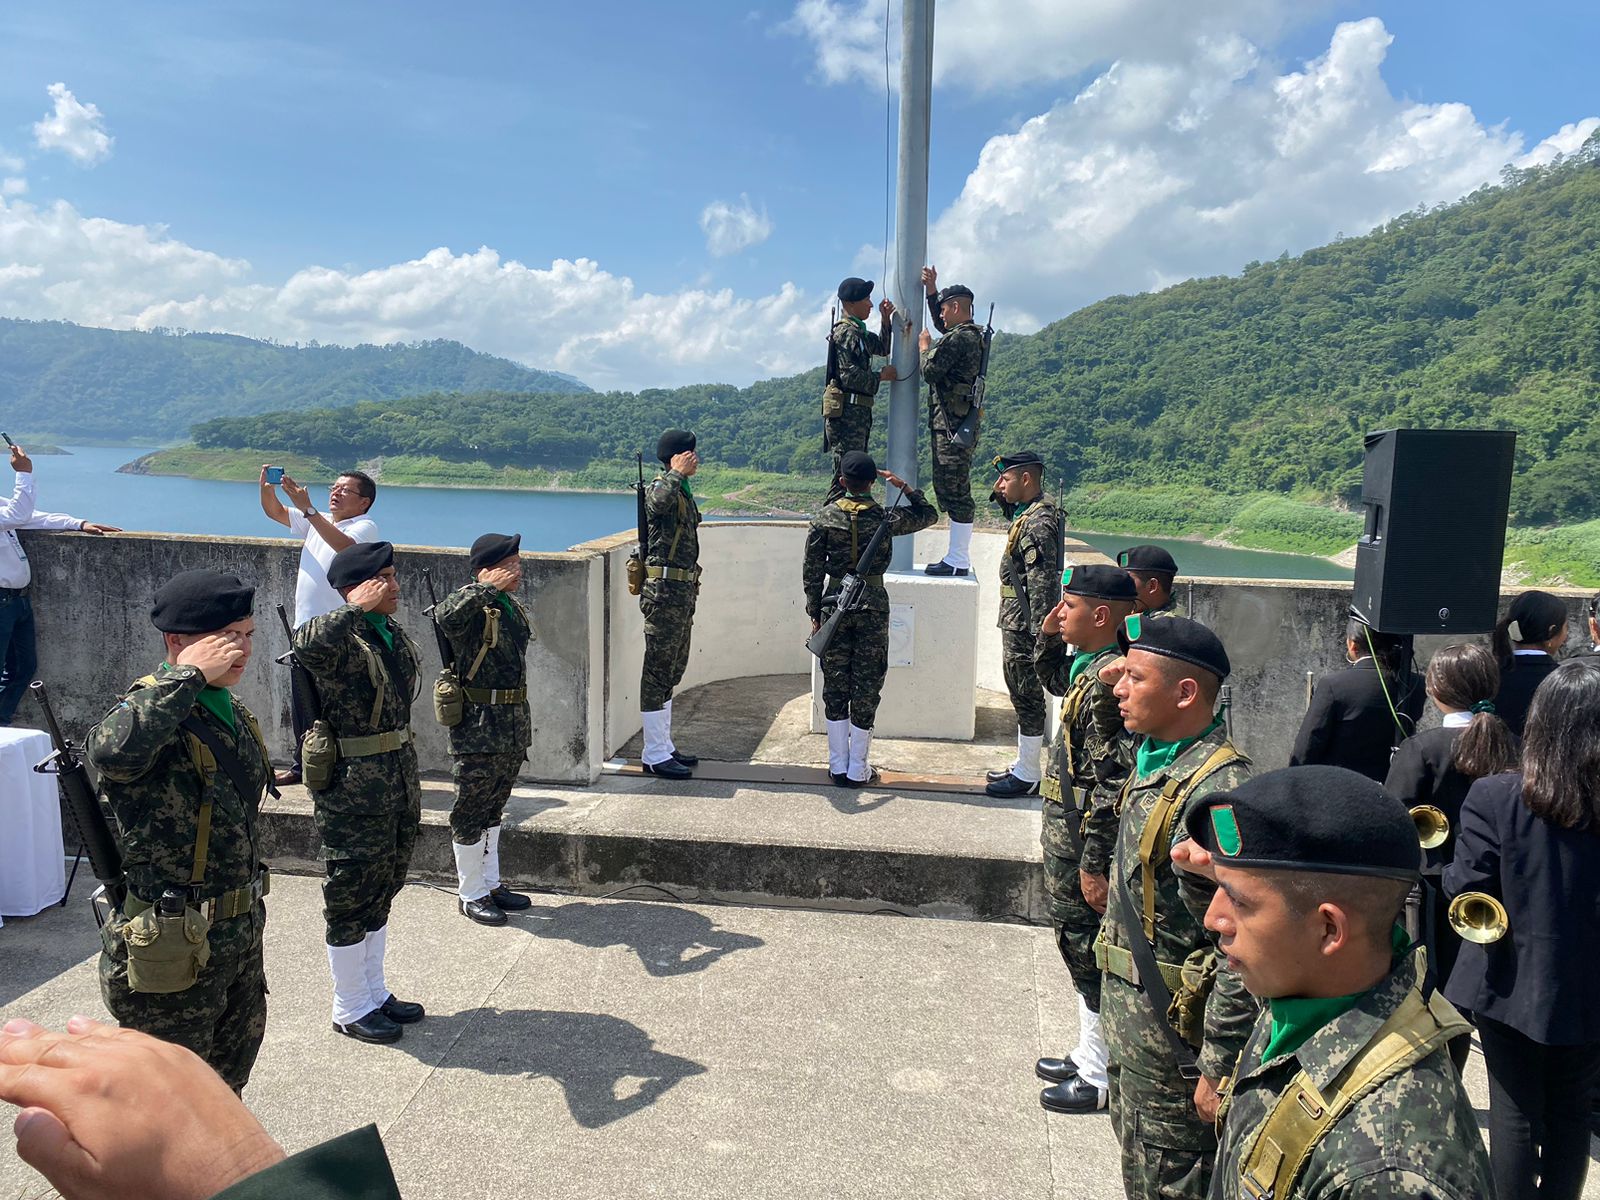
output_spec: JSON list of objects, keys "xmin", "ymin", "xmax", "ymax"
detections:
[{"xmin": 29, "ymin": 446, "xmax": 1351, "ymax": 581}]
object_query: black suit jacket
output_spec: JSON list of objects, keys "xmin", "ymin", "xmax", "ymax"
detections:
[
  {"xmin": 1289, "ymin": 658, "xmax": 1424, "ymax": 781},
  {"xmin": 1492, "ymin": 651, "xmax": 1560, "ymax": 738},
  {"xmin": 1443, "ymin": 772, "xmax": 1600, "ymax": 1045}
]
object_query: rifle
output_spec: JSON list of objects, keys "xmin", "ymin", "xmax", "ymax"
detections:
[
  {"xmin": 276, "ymin": 603, "xmax": 322, "ymax": 725},
  {"xmin": 1220, "ymin": 683, "xmax": 1235, "ymax": 744},
  {"xmin": 31, "ymin": 680, "xmax": 125, "ymax": 916},
  {"xmin": 421, "ymin": 568, "xmax": 455, "ymax": 670},
  {"xmin": 626, "ymin": 453, "xmax": 649, "ymax": 595},
  {"xmin": 948, "ymin": 302, "xmax": 995, "ymax": 449},
  {"xmin": 822, "ymin": 304, "xmax": 839, "ymax": 455},
  {"xmin": 806, "ymin": 486, "xmax": 907, "ymax": 659}
]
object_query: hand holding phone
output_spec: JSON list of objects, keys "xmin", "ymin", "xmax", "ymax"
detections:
[
  {"xmin": 1, "ymin": 432, "xmax": 14, "ymax": 447},
  {"xmin": 264, "ymin": 466, "xmax": 285, "ymax": 485}
]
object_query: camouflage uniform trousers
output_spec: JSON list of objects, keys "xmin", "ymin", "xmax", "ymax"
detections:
[
  {"xmin": 1104, "ymin": 971, "xmax": 1215, "ymax": 1200},
  {"xmin": 450, "ymin": 749, "xmax": 524, "ymax": 844},
  {"xmin": 99, "ymin": 909, "xmax": 267, "ymax": 1093},
  {"xmin": 927, "ymin": 412, "xmax": 975, "ymax": 523},
  {"xmin": 820, "ymin": 608, "xmax": 889, "ymax": 728},
  {"xmin": 641, "ymin": 595, "xmax": 695, "ymax": 712},
  {"xmin": 1001, "ymin": 629, "xmax": 1047, "ymax": 737},
  {"xmin": 826, "ymin": 403, "xmax": 873, "ymax": 474},
  {"xmin": 1042, "ymin": 799, "xmax": 1102, "ymax": 1011},
  {"xmin": 316, "ymin": 796, "xmax": 422, "ymax": 948}
]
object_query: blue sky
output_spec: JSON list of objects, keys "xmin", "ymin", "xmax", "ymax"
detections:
[{"xmin": 0, "ymin": 1, "xmax": 1594, "ymax": 390}]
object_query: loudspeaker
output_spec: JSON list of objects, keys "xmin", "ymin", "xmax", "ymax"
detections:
[{"xmin": 1352, "ymin": 428, "xmax": 1516, "ymax": 634}]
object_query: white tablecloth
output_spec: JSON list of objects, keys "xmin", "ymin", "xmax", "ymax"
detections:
[{"xmin": 0, "ymin": 726, "xmax": 67, "ymax": 917}]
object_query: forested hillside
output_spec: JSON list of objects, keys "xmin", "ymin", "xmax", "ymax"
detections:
[
  {"xmin": 0, "ymin": 322, "xmax": 586, "ymax": 440},
  {"xmin": 188, "ymin": 140, "xmax": 1600, "ymax": 525}
]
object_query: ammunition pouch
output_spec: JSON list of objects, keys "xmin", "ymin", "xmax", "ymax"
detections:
[
  {"xmin": 433, "ymin": 667, "xmax": 465, "ymax": 728},
  {"xmin": 626, "ymin": 550, "xmax": 646, "ymax": 596},
  {"xmin": 300, "ymin": 718, "xmax": 338, "ymax": 791},
  {"xmin": 119, "ymin": 903, "xmax": 211, "ymax": 994},
  {"xmin": 941, "ymin": 386, "xmax": 974, "ymax": 421},
  {"xmin": 822, "ymin": 382, "xmax": 845, "ymax": 418},
  {"xmin": 1168, "ymin": 949, "xmax": 1219, "ymax": 1048}
]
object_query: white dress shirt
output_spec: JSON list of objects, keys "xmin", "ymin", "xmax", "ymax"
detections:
[
  {"xmin": 288, "ymin": 510, "xmax": 379, "ymax": 628},
  {"xmin": 0, "ymin": 472, "xmax": 85, "ymax": 589}
]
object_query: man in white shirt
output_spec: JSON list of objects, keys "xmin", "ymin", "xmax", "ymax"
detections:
[
  {"xmin": 259, "ymin": 466, "xmax": 380, "ymax": 782},
  {"xmin": 0, "ymin": 441, "xmax": 122, "ymax": 725}
]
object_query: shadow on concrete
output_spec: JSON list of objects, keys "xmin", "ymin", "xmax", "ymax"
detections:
[
  {"xmin": 825, "ymin": 787, "xmax": 894, "ymax": 815},
  {"xmin": 399, "ymin": 1006, "xmax": 707, "ymax": 1128},
  {"xmin": 528, "ymin": 901, "xmax": 764, "ymax": 977},
  {"xmin": 0, "ymin": 875, "xmax": 100, "ymax": 1008}
]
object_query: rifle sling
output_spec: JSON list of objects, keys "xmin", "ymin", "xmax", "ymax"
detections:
[
  {"xmin": 1113, "ymin": 863, "xmax": 1202, "ymax": 1079},
  {"xmin": 178, "ymin": 716, "xmax": 271, "ymax": 865}
]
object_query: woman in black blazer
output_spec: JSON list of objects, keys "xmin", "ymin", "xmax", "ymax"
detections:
[
  {"xmin": 1290, "ymin": 619, "xmax": 1423, "ymax": 780},
  {"xmin": 1490, "ymin": 589, "xmax": 1570, "ymax": 737},
  {"xmin": 1384, "ymin": 643, "xmax": 1516, "ymax": 1028},
  {"xmin": 1444, "ymin": 659, "xmax": 1600, "ymax": 1200}
]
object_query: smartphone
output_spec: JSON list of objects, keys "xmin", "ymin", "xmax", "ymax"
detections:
[
  {"xmin": 1, "ymin": 433, "xmax": 13, "ymax": 448},
  {"xmin": 264, "ymin": 466, "xmax": 284, "ymax": 484}
]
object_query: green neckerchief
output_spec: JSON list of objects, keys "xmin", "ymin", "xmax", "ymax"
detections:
[
  {"xmin": 1136, "ymin": 715, "xmax": 1224, "ymax": 779},
  {"xmin": 1263, "ymin": 926, "xmax": 1411, "ymax": 1063},
  {"xmin": 845, "ymin": 314, "xmax": 867, "ymax": 334},
  {"xmin": 1067, "ymin": 648, "xmax": 1102, "ymax": 685},
  {"xmin": 680, "ymin": 476, "xmax": 694, "ymax": 499},
  {"xmin": 494, "ymin": 591, "xmax": 516, "ymax": 618},
  {"xmin": 363, "ymin": 612, "xmax": 395, "ymax": 650},
  {"xmin": 163, "ymin": 662, "xmax": 235, "ymax": 732},
  {"xmin": 1009, "ymin": 498, "xmax": 1033, "ymax": 522}
]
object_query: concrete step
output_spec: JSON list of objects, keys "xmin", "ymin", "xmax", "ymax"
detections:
[{"xmin": 262, "ymin": 768, "xmax": 1047, "ymax": 923}]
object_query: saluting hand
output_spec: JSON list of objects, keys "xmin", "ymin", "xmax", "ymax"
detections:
[
  {"xmin": 175, "ymin": 633, "xmax": 247, "ymax": 684},
  {"xmin": 347, "ymin": 577, "xmax": 391, "ymax": 613},
  {"xmin": 669, "ymin": 450, "xmax": 699, "ymax": 478},
  {"xmin": 480, "ymin": 563, "xmax": 520, "ymax": 593},
  {"xmin": 878, "ymin": 469, "xmax": 908, "ymax": 492},
  {"xmin": 1041, "ymin": 596, "xmax": 1068, "ymax": 637}
]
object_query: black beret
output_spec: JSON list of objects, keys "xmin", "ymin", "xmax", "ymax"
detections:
[
  {"xmin": 327, "ymin": 541, "xmax": 394, "ymax": 592},
  {"xmin": 657, "ymin": 429, "xmax": 696, "ymax": 464},
  {"xmin": 150, "ymin": 569, "xmax": 255, "ymax": 634},
  {"xmin": 936, "ymin": 284, "xmax": 974, "ymax": 304},
  {"xmin": 1063, "ymin": 563, "xmax": 1138, "ymax": 601},
  {"xmin": 1118, "ymin": 544, "xmax": 1178, "ymax": 574},
  {"xmin": 1505, "ymin": 589, "xmax": 1568, "ymax": 645},
  {"xmin": 991, "ymin": 450, "xmax": 1043, "ymax": 476},
  {"xmin": 469, "ymin": 532, "xmax": 521, "ymax": 573},
  {"xmin": 837, "ymin": 277, "xmax": 874, "ymax": 303},
  {"xmin": 1117, "ymin": 613, "xmax": 1230, "ymax": 679},
  {"xmin": 1186, "ymin": 766, "xmax": 1420, "ymax": 882},
  {"xmin": 839, "ymin": 450, "xmax": 877, "ymax": 482}
]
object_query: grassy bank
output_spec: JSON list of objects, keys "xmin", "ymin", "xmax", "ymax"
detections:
[
  {"xmin": 125, "ymin": 447, "xmax": 335, "ymax": 481},
  {"xmin": 1504, "ymin": 521, "xmax": 1600, "ymax": 588}
]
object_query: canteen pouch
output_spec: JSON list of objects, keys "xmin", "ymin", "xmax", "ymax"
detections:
[
  {"xmin": 821, "ymin": 382, "xmax": 846, "ymax": 418},
  {"xmin": 433, "ymin": 667, "xmax": 464, "ymax": 728},
  {"xmin": 1168, "ymin": 948, "xmax": 1220, "ymax": 1048},
  {"xmin": 626, "ymin": 550, "xmax": 646, "ymax": 597},
  {"xmin": 300, "ymin": 718, "xmax": 338, "ymax": 792},
  {"xmin": 942, "ymin": 389, "xmax": 973, "ymax": 422},
  {"xmin": 121, "ymin": 905, "xmax": 211, "ymax": 994}
]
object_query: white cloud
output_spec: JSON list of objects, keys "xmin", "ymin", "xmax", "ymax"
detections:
[
  {"xmin": 699, "ymin": 195, "xmax": 774, "ymax": 256},
  {"xmin": 33, "ymin": 83, "xmax": 114, "ymax": 165},
  {"xmin": 1517, "ymin": 117, "xmax": 1600, "ymax": 168},
  {"xmin": 1, "ymin": 179, "xmax": 26, "ymax": 198}
]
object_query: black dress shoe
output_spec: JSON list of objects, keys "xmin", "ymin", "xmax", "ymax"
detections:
[
  {"xmin": 672, "ymin": 750, "xmax": 699, "ymax": 767},
  {"xmin": 642, "ymin": 757, "xmax": 694, "ymax": 780},
  {"xmin": 1040, "ymin": 1075, "xmax": 1107, "ymax": 1114},
  {"xmin": 844, "ymin": 768, "xmax": 881, "ymax": 790},
  {"xmin": 461, "ymin": 895, "xmax": 508, "ymax": 925},
  {"xmin": 986, "ymin": 765, "xmax": 1014, "ymax": 782},
  {"xmin": 489, "ymin": 884, "xmax": 532, "ymax": 910},
  {"xmin": 379, "ymin": 994, "xmax": 425, "ymax": 1024},
  {"xmin": 333, "ymin": 1008, "xmax": 402, "ymax": 1044},
  {"xmin": 986, "ymin": 772, "xmax": 1040, "ymax": 798},
  {"xmin": 830, "ymin": 771, "xmax": 853, "ymax": 787},
  {"xmin": 1036, "ymin": 1055, "xmax": 1079, "ymax": 1084},
  {"xmin": 923, "ymin": 560, "xmax": 970, "ymax": 577}
]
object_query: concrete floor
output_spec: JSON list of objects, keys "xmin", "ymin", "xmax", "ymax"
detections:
[
  {"xmin": 5, "ymin": 873, "xmax": 1597, "ymax": 1199},
  {"xmin": 618, "ymin": 673, "xmax": 1021, "ymax": 776}
]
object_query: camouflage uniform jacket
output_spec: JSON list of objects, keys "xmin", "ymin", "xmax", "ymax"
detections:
[
  {"xmin": 919, "ymin": 320, "xmax": 984, "ymax": 432},
  {"xmin": 1214, "ymin": 948, "xmax": 1494, "ymax": 1200},
  {"xmin": 1033, "ymin": 639, "xmax": 1133, "ymax": 876},
  {"xmin": 827, "ymin": 318, "xmax": 889, "ymax": 401},
  {"xmin": 293, "ymin": 605, "xmax": 422, "ymax": 817},
  {"xmin": 643, "ymin": 470, "xmax": 701, "ymax": 608},
  {"xmin": 88, "ymin": 664, "xmax": 269, "ymax": 943},
  {"xmin": 803, "ymin": 488, "xmax": 939, "ymax": 621},
  {"xmin": 435, "ymin": 582, "xmax": 532, "ymax": 756},
  {"xmin": 1100, "ymin": 723, "xmax": 1257, "ymax": 1081},
  {"xmin": 998, "ymin": 499, "xmax": 1062, "ymax": 635}
]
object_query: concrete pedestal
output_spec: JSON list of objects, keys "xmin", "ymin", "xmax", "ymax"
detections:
[{"xmin": 809, "ymin": 572, "xmax": 979, "ymax": 740}]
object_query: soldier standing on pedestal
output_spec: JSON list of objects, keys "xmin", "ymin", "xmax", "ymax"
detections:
[
  {"xmin": 919, "ymin": 279, "xmax": 985, "ymax": 577},
  {"xmin": 639, "ymin": 429, "xmax": 702, "ymax": 780},
  {"xmin": 823, "ymin": 278, "xmax": 897, "ymax": 503}
]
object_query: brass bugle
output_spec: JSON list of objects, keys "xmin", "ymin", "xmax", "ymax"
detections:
[
  {"xmin": 1448, "ymin": 891, "xmax": 1508, "ymax": 944},
  {"xmin": 1411, "ymin": 805, "xmax": 1450, "ymax": 850}
]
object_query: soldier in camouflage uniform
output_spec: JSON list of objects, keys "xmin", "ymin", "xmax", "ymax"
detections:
[
  {"xmin": 985, "ymin": 451, "xmax": 1064, "ymax": 799},
  {"xmin": 803, "ymin": 451, "xmax": 937, "ymax": 787},
  {"xmin": 292, "ymin": 541, "xmax": 426, "ymax": 1045},
  {"xmin": 1026, "ymin": 564, "xmax": 1138, "ymax": 1115},
  {"xmin": 1118, "ymin": 545, "xmax": 1179, "ymax": 615},
  {"xmin": 1181, "ymin": 768, "xmax": 1494, "ymax": 1199},
  {"xmin": 823, "ymin": 277, "xmax": 898, "ymax": 502},
  {"xmin": 436, "ymin": 532, "xmax": 534, "ymax": 926},
  {"xmin": 918, "ymin": 280, "xmax": 985, "ymax": 576},
  {"xmin": 87, "ymin": 569, "xmax": 272, "ymax": 1092},
  {"xmin": 639, "ymin": 429, "xmax": 702, "ymax": 780},
  {"xmin": 1098, "ymin": 615, "xmax": 1256, "ymax": 1200}
]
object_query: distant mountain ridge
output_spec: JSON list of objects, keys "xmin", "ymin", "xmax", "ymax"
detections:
[{"xmin": 0, "ymin": 320, "xmax": 587, "ymax": 440}]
